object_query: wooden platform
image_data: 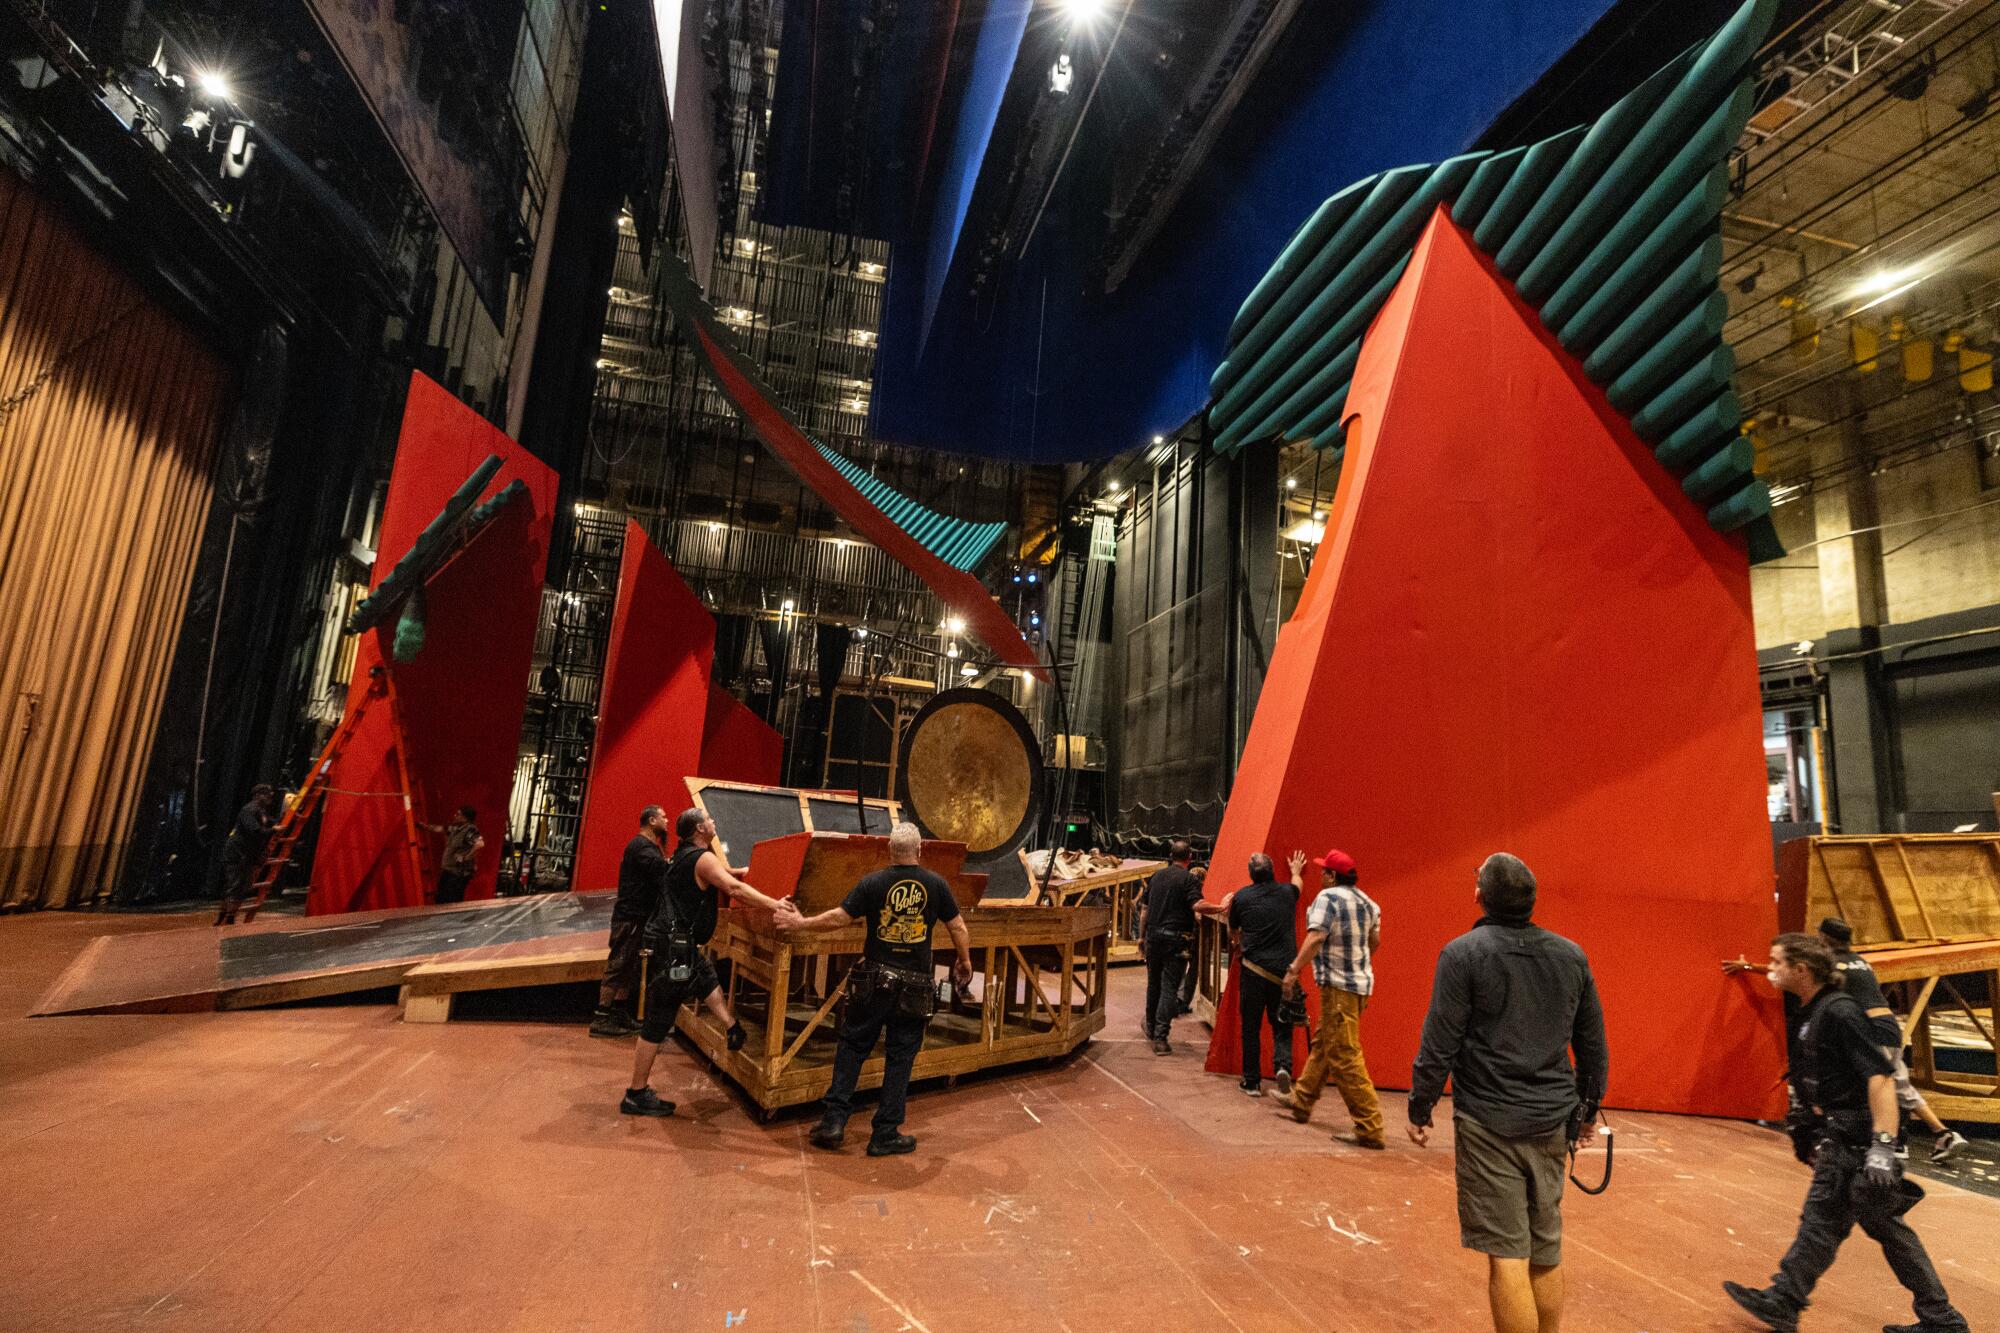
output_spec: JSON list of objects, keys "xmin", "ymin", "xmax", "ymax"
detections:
[
  {"xmin": 676, "ymin": 903, "xmax": 1110, "ymax": 1115},
  {"xmin": 397, "ymin": 946, "xmax": 604, "ymax": 1023},
  {"xmin": 31, "ymin": 892, "xmax": 615, "ymax": 1016}
]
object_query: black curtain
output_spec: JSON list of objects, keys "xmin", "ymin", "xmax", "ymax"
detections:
[
  {"xmin": 713, "ymin": 613, "xmax": 752, "ymax": 687},
  {"xmin": 756, "ymin": 615, "xmax": 791, "ymax": 726}
]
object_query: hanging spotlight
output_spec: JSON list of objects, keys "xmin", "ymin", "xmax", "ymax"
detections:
[
  {"xmin": 195, "ymin": 69, "xmax": 232, "ymax": 102},
  {"xmin": 1285, "ymin": 477, "xmax": 1298, "ymax": 490},
  {"xmin": 946, "ymin": 616, "xmax": 966, "ymax": 635},
  {"xmin": 1062, "ymin": 0, "xmax": 1108, "ymax": 25},
  {"xmin": 1152, "ymin": 434, "xmax": 1165, "ymax": 445},
  {"xmin": 1027, "ymin": 572, "xmax": 1037, "ymax": 584},
  {"xmin": 946, "ymin": 642, "xmax": 960, "ymax": 659}
]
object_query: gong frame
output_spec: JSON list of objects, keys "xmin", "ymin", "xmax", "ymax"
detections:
[{"xmin": 895, "ymin": 686, "xmax": 1045, "ymax": 859}]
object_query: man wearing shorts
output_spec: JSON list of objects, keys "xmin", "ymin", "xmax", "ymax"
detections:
[{"xmin": 1407, "ymin": 853, "xmax": 1609, "ymax": 1333}]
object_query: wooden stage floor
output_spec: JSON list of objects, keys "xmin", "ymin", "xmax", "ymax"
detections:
[{"xmin": 4, "ymin": 909, "xmax": 1998, "ymax": 1332}]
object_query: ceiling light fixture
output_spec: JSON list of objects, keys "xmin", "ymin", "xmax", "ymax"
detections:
[
  {"xmin": 1062, "ymin": 0, "xmax": 1108, "ymax": 25},
  {"xmin": 946, "ymin": 616, "xmax": 966, "ymax": 635}
]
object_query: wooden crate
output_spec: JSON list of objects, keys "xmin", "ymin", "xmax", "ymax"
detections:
[
  {"xmin": 1021, "ymin": 855, "xmax": 1161, "ymax": 964},
  {"xmin": 1779, "ymin": 833, "xmax": 2000, "ymax": 1125},
  {"xmin": 667, "ymin": 903, "xmax": 1111, "ymax": 1117}
]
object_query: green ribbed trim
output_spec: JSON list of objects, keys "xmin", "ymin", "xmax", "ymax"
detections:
[{"xmin": 813, "ymin": 440, "xmax": 1007, "ymax": 572}]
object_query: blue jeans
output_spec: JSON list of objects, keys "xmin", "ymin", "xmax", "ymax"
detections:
[{"xmin": 821, "ymin": 985, "xmax": 928, "ymax": 1134}]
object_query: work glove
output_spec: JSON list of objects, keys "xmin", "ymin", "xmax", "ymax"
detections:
[{"xmin": 1863, "ymin": 1139, "xmax": 1901, "ymax": 1190}]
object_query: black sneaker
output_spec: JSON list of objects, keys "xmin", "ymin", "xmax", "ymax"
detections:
[
  {"xmin": 1153, "ymin": 1038, "xmax": 1172, "ymax": 1056},
  {"xmin": 589, "ymin": 1008, "xmax": 640, "ymax": 1038},
  {"xmin": 726, "ymin": 1022, "xmax": 747, "ymax": 1052},
  {"xmin": 620, "ymin": 1087, "xmax": 675, "ymax": 1118},
  {"xmin": 867, "ymin": 1131, "xmax": 917, "ymax": 1157},
  {"xmin": 1883, "ymin": 1322, "xmax": 1972, "ymax": 1333},
  {"xmin": 1722, "ymin": 1281, "xmax": 1798, "ymax": 1332},
  {"xmin": 808, "ymin": 1120, "xmax": 846, "ymax": 1151},
  {"xmin": 1239, "ymin": 1078, "xmax": 1262, "ymax": 1097}
]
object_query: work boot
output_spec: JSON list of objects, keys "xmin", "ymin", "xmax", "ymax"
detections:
[
  {"xmin": 726, "ymin": 1022, "xmax": 747, "ymax": 1052},
  {"xmin": 1928, "ymin": 1130, "xmax": 1969, "ymax": 1164},
  {"xmin": 1270, "ymin": 1091, "xmax": 1310, "ymax": 1124},
  {"xmin": 867, "ymin": 1130, "xmax": 917, "ymax": 1157},
  {"xmin": 589, "ymin": 1007, "xmax": 640, "ymax": 1038},
  {"xmin": 1722, "ymin": 1281, "xmax": 1798, "ymax": 1332},
  {"xmin": 1239, "ymin": 1077, "xmax": 1262, "ymax": 1097},
  {"xmin": 620, "ymin": 1087, "xmax": 675, "ymax": 1118},
  {"xmin": 1883, "ymin": 1321, "xmax": 1972, "ymax": 1333},
  {"xmin": 808, "ymin": 1119, "xmax": 847, "ymax": 1151},
  {"xmin": 1152, "ymin": 1037, "xmax": 1172, "ymax": 1056},
  {"xmin": 1343, "ymin": 1133, "xmax": 1387, "ymax": 1151}
]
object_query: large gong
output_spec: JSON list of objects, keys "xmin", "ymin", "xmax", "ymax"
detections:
[{"xmin": 897, "ymin": 687, "xmax": 1044, "ymax": 858}]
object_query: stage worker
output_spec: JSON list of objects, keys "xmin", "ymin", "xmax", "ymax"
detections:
[
  {"xmin": 1137, "ymin": 840, "xmax": 1202, "ymax": 1054},
  {"xmin": 591, "ymin": 803, "xmax": 669, "ymax": 1038},
  {"xmin": 1272, "ymin": 847, "xmax": 1385, "ymax": 1147},
  {"xmin": 620, "ymin": 808, "xmax": 789, "ymax": 1118},
  {"xmin": 1229, "ymin": 852, "xmax": 1298, "ymax": 1097},
  {"xmin": 1407, "ymin": 853, "xmax": 1608, "ymax": 1333},
  {"xmin": 421, "ymin": 805, "xmax": 483, "ymax": 904},
  {"xmin": 1818, "ymin": 917, "xmax": 1968, "ymax": 1166},
  {"xmin": 215, "ymin": 783, "xmax": 278, "ymax": 926},
  {"xmin": 780, "ymin": 822, "xmax": 973, "ymax": 1157},
  {"xmin": 1723, "ymin": 933, "xmax": 1969, "ymax": 1333}
]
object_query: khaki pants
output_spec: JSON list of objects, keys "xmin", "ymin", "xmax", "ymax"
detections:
[{"xmin": 1292, "ymin": 985, "xmax": 1384, "ymax": 1143}]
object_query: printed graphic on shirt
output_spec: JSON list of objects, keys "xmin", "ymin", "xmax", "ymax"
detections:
[{"xmin": 878, "ymin": 878, "xmax": 931, "ymax": 946}]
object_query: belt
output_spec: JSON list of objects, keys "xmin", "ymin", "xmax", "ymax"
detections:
[{"xmin": 1241, "ymin": 958, "xmax": 1286, "ymax": 986}]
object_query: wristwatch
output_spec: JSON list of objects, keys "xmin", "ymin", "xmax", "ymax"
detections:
[{"xmin": 1871, "ymin": 1131, "xmax": 1896, "ymax": 1146}]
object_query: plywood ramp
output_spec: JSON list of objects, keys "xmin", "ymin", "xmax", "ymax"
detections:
[{"xmin": 30, "ymin": 892, "xmax": 616, "ymax": 1016}]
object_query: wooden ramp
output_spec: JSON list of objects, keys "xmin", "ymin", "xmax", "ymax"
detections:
[
  {"xmin": 31, "ymin": 893, "xmax": 614, "ymax": 1017},
  {"xmin": 398, "ymin": 945, "xmax": 605, "ymax": 1023}
]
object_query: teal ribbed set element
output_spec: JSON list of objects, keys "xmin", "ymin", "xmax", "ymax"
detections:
[
  {"xmin": 813, "ymin": 440, "xmax": 1008, "ymax": 572},
  {"xmin": 1206, "ymin": 0, "xmax": 1782, "ymax": 562}
]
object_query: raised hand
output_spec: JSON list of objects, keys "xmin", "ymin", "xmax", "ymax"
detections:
[{"xmin": 1287, "ymin": 850, "xmax": 1308, "ymax": 882}]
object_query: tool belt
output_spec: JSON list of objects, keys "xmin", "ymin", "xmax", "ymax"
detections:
[{"xmin": 848, "ymin": 959, "xmax": 939, "ymax": 1022}]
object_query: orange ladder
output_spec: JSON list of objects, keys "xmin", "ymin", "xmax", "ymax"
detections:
[{"xmin": 242, "ymin": 665, "xmax": 431, "ymax": 921}]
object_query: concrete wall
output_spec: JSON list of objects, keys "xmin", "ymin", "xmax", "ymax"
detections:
[{"xmin": 1751, "ymin": 439, "xmax": 2000, "ymax": 834}]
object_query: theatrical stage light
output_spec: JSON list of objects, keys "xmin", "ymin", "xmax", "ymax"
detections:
[
  {"xmin": 1152, "ymin": 434, "xmax": 1165, "ymax": 445},
  {"xmin": 960, "ymin": 664, "xmax": 978, "ymax": 677},
  {"xmin": 946, "ymin": 642, "xmax": 960, "ymax": 659},
  {"xmin": 853, "ymin": 627, "xmax": 869, "ymax": 639},
  {"xmin": 1062, "ymin": 0, "xmax": 1107, "ymax": 25},
  {"xmin": 196, "ymin": 70, "xmax": 231, "ymax": 101},
  {"xmin": 1284, "ymin": 518, "xmax": 1326, "ymax": 545},
  {"xmin": 781, "ymin": 599, "xmax": 795, "ymax": 613},
  {"xmin": 1108, "ymin": 481, "xmax": 1120, "ymax": 493},
  {"xmin": 1026, "ymin": 572, "xmax": 1037, "ymax": 583},
  {"xmin": 1285, "ymin": 477, "xmax": 1298, "ymax": 489},
  {"xmin": 946, "ymin": 616, "xmax": 966, "ymax": 634}
]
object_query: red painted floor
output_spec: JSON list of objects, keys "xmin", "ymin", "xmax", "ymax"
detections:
[{"xmin": 3, "ymin": 909, "xmax": 1997, "ymax": 1332}]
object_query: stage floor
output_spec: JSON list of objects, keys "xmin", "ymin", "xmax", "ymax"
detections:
[{"xmin": 4, "ymin": 908, "xmax": 1998, "ymax": 1332}]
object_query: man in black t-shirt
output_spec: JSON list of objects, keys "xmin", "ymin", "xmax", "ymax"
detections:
[
  {"xmin": 1137, "ymin": 840, "xmax": 1203, "ymax": 1054},
  {"xmin": 215, "ymin": 784, "xmax": 277, "ymax": 925},
  {"xmin": 1226, "ymin": 853, "xmax": 1299, "ymax": 1097},
  {"xmin": 1723, "ymin": 934, "xmax": 1968, "ymax": 1333},
  {"xmin": 781, "ymin": 823, "xmax": 974, "ymax": 1156},
  {"xmin": 618, "ymin": 808, "xmax": 793, "ymax": 1119},
  {"xmin": 591, "ymin": 804, "xmax": 672, "ymax": 1037}
]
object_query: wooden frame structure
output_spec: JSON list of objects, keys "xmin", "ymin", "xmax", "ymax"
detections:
[
  {"xmin": 1019, "ymin": 853, "xmax": 1162, "ymax": 963},
  {"xmin": 1779, "ymin": 832, "xmax": 2000, "ymax": 1124},
  {"xmin": 674, "ymin": 904, "xmax": 1110, "ymax": 1117}
]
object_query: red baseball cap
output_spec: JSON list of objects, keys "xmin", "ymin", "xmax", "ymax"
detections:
[{"xmin": 1316, "ymin": 848, "xmax": 1356, "ymax": 875}]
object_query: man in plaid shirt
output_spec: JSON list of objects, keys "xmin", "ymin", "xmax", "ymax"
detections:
[{"xmin": 1272, "ymin": 846, "xmax": 1386, "ymax": 1149}]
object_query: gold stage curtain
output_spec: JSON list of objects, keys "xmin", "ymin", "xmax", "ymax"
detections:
[{"xmin": 0, "ymin": 165, "xmax": 230, "ymax": 909}]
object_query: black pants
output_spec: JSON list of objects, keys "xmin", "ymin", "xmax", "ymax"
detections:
[
  {"xmin": 822, "ymin": 984, "xmax": 928, "ymax": 1134},
  {"xmin": 1771, "ymin": 1137, "xmax": 1964, "ymax": 1327},
  {"xmin": 435, "ymin": 869, "xmax": 472, "ymax": 904},
  {"xmin": 1238, "ymin": 969, "xmax": 1293, "ymax": 1083},
  {"xmin": 216, "ymin": 860, "xmax": 254, "ymax": 919},
  {"xmin": 1144, "ymin": 934, "xmax": 1189, "ymax": 1039}
]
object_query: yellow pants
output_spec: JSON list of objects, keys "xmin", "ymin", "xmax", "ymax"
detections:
[{"xmin": 1293, "ymin": 985, "xmax": 1384, "ymax": 1143}]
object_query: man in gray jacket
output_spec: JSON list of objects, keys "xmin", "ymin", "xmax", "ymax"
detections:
[{"xmin": 1407, "ymin": 853, "xmax": 1609, "ymax": 1333}]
